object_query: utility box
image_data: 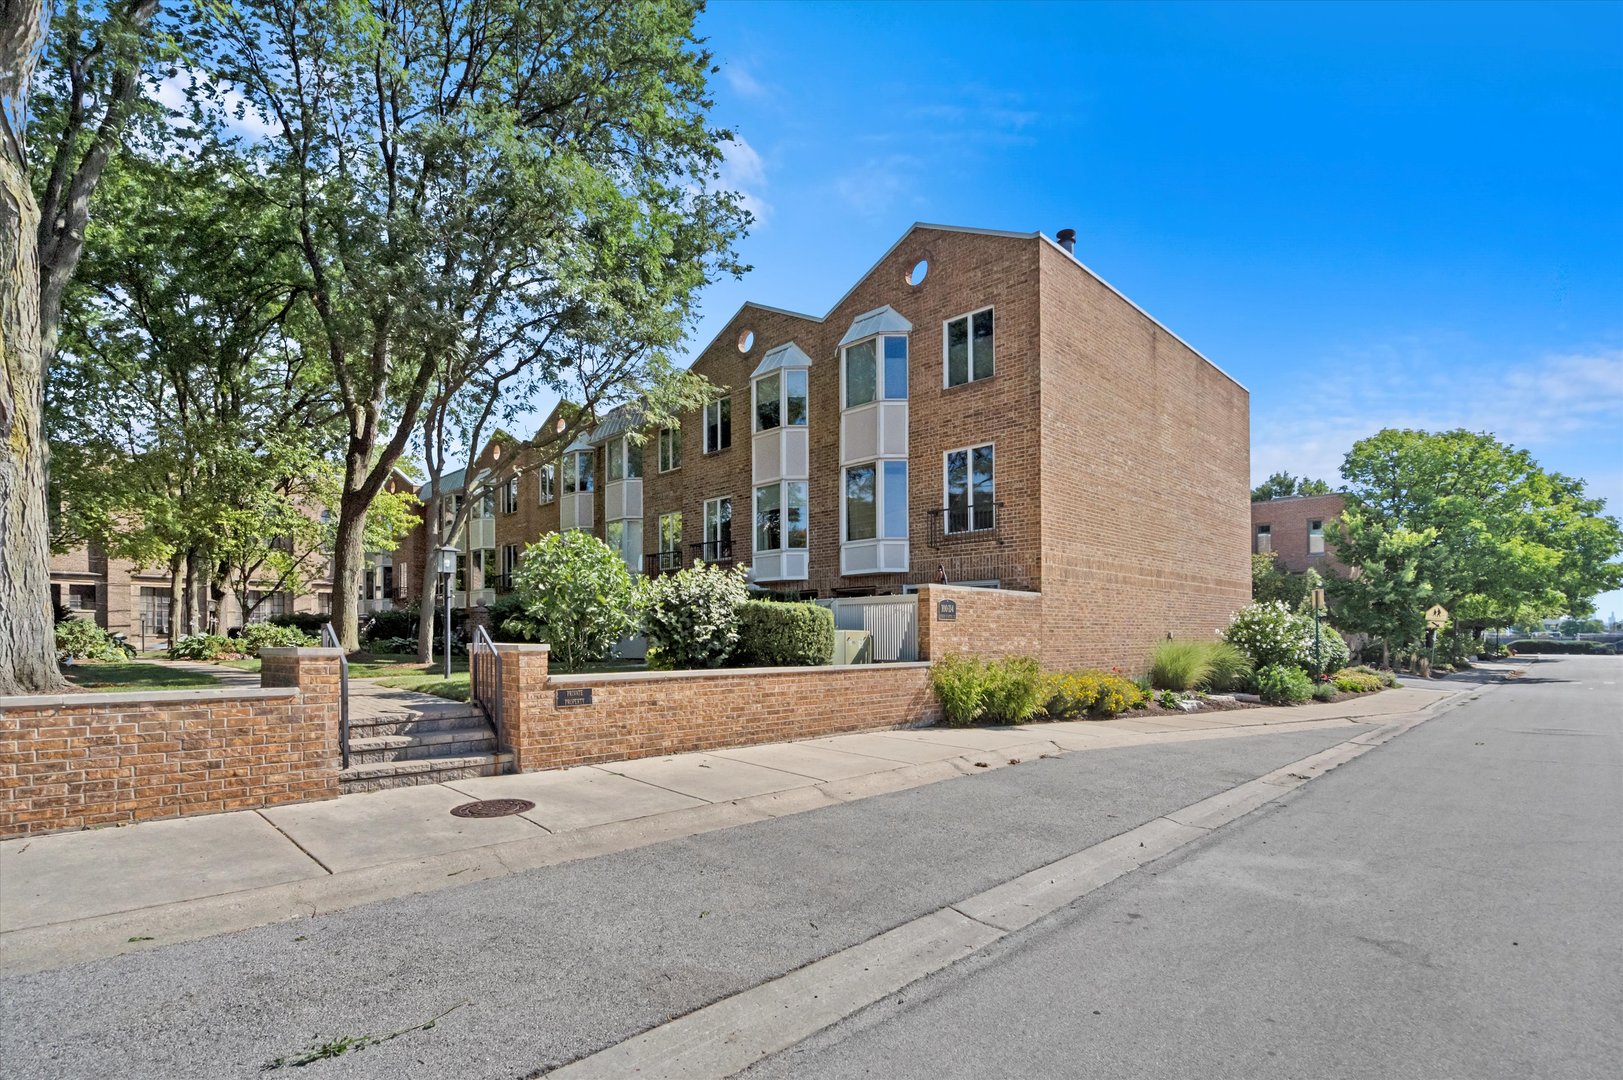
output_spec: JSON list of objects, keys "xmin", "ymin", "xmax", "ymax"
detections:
[{"xmin": 833, "ymin": 629, "xmax": 873, "ymax": 665}]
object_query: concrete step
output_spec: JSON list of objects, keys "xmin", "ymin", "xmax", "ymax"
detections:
[
  {"xmin": 347, "ymin": 710, "xmax": 490, "ymax": 739},
  {"xmin": 339, "ymin": 752, "xmax": 515, "ymax": 793},
  {"xmin": 348, "ymin": 731, "xmax": 499, "ymax": 765}
]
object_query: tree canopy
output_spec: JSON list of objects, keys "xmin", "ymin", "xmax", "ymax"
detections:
[{"xmin": 1251, "ymin": 471, "xmax": 1334, "ymax": 502}]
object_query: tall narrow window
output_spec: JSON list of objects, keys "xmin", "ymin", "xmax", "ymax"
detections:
[
  {"xmin": 625, "ymin": 439, "xmax": 643, "ymax": 479},
  {"xmin": 658, "ymin": 428, "xmax": 682, "ymax": 472},
  {"xmin": 844, "ymin": 340, "xmax": 876, "ymax": 408},
  {"xmin": 883, "ymin": 461, "xmax": 909, "ymax": 537},
  {"xmin": 883, "ymin": 336, "xmax": 909, "ymax": 399},
  {"xmin": 1255, "ymin": 524, "xmax": 1272, "ymax": 553},
  {"xmin": 608, "ymin": 437, "xmax": 625, "ymax": 482},
  {"xmin": 944, "ymin": 444, "xmax": 995, "ymax": 533},
  {"xmin": 845, "ymin": 464, "xmax": 877, "ymax": 541},
  {"xmin": 945, "ymin": 307, "xmax": 995, "ymax": 387},
  {"xmin": 785, "ymin": 369, "xmax": 808, "ymax": 426},
  {"xmin": 755, "ymin": 483, "xmax": 781, "ymax": 551},
  {"xmin": 658, "ymin": 512, "xmax": 682, "ymax": 570},
  {"xmin": 1308, "ymin": 519, "xmax": 1325, "ymax": 555},
  {"xmin": 785, "ymin": 482, "xmax": 808, "ymax": 549},
  {"xmin": 538, "ymin": 463, "xmax": 556, "ymax": 504},
  {"xmin": 755, "ymin": 372, "xmax": 781, "ymax": 432},
  {"xmin": 704, "ymin": 497, "xmax": 733, "ymax": 561},
  {"xmin": 501, "ymin": 477, "xmax": 519, "ymax": 514},
  {"xmin": 705, "ymin": 397, "xmax": 732, "ymax": 452}
]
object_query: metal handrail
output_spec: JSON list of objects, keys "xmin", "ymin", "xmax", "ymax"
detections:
[
  {"xmin": 927, "ymin": 501, "xmax": 1004, "ymax": 548},
  {"xmin": 469, "ymin": 624, "xmax": 505, "ymax": 756},
  {"xmin": 320, "ymin": 622, "xmax": 351, "ymax": 770}
]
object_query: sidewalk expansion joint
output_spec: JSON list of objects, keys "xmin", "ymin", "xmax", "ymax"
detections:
[{"xmin": 254, "ymin": 810, "xmax": 335, "ymax": 876}]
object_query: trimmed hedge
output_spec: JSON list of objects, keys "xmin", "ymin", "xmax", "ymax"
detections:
[
  {"xmin": 732, "ymin": 600, "xmax": 834, "ymax": 667},
  {"xmin": 1507, "ymin": 639, "xmax": 1617, "ymax": 655},
  {"xmin": 270, "ymin": 612, "xmax": 331, "ymax": 636},
  {"xmin": 362, "ymin": 607, "xmax": 419, "ymax": 642}
]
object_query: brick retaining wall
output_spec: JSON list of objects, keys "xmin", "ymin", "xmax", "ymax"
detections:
[
  {"xmin": 0, "ymin": 649, "xmax": 342, "ymax": 838},
  {"xmin": 915, "ymin": 584, "xmax": 1045, "ymax": 661},
  {"xmin": 493, "ymin": 644, "xmax": 939, "ymax": 772}
]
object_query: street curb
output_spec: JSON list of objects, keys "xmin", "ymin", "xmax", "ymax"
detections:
[{"xmin": 537, "ymin": 693, "xmax": 1473, "ymax": 1080}]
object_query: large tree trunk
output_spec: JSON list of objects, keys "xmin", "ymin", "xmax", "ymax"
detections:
[
  {"xmin": 329, "ymin": 490, "xmax": 369, "ymax": 651},
  {"xmin": 166, "ymin": 552, "xmax": 183, "ymax": 641},
  {"xmin": 415, "ymin": 504, "xmax": 439, "ymax": 663},
  {"xmin": 0, "ymin": 131, "xmax": 63, "ymax": 694}
]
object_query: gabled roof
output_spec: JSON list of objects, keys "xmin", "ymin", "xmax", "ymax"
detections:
[
  {"xmin": 838, "ymin": 305, "xmax": 912, "ymax": 347},
  {"xmin": 750, "ymin": 341, "xmax": 815, "ymax": 378}
]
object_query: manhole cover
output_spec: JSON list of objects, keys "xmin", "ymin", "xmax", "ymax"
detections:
[{"xmin": 450, "ymin": 799, "xmax": 535, "ymax": 819}]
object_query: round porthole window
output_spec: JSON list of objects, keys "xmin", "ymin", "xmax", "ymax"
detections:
[
  {"xmin": 738, "ymin": 329, "xmax": 756, "ymax": 353},
  {"xmin": 907, "ymin": 259, "xmax": 929, "ymax": 286}
]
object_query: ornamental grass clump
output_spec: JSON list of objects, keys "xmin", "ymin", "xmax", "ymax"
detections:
[{"xmin": 1149, "ymin": 639, "xmax": 1216, "ymax": 691}]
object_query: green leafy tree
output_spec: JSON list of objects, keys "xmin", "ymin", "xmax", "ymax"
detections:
[
  {"xmin": 506, "ymin": 531, "xmax": 636, "ymax": 672},
  {"xmin": 1252, "ymin": 554, "xmax": 1322, "ymax": 609},
  {"xmin": 202, "ymin": 0, "xmax": 751, "ymax": 649},
  {"xmin": 1251, "ymin": 472, "xmax": 1333, "ymax": 502},
  {"xmin": 1331, "ymin": 430, "xmax": 1623, "ymax": 658}
]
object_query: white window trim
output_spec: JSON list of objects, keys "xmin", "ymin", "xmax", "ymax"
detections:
[
  {"xmin": 538, "ymin": 462, "xmax": 556, "ymax": 504},
  {"xmin": 752, "ymin": 480, "xmax": 808, "ymax": 553},
  {"xmin": 840, "ymin": 334, "xmax": 909, "ymax": 411},
  {"xmin": 752, "ymin": 368, "xmax": 809, "ymax": 434},
  {"xmin": 942, "ymin": 441, "xmax": 996, "ymax": 534},
  {"xmin": 942, "ymin": 305, "xmax": 995, "ymax": 388},
  {"xmin": 703, "ymin": 496, "xmax": 733, "ymax": 550}
]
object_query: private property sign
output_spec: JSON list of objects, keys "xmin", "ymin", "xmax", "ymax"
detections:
[{"xmin": 555, "ymin": 688, "xmax": 594, "ymax": 708}]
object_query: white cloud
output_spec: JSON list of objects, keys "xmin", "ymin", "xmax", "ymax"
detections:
[
  {"xmin": 1251, "ymin": 342, "xmax": 1623, "ymax": 487},
  {"xmin": 831, "ymin": 153, "xmax": 921, "ymax": 217},
  {"xmin": 723, "ymin": 64, "xmax": 769, "ymax": 99},
  {"xmin": 156, "ymin": 68, "xmax": 279, "ymax": 142},
  {"xmin": 719, "ymin": 136, "xmax": 771, "ymax": 224}
]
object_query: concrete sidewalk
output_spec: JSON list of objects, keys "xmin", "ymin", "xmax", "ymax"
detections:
[{"xmin": 0, "ymin": 685, "xmax": 1458, "ymax": 975}]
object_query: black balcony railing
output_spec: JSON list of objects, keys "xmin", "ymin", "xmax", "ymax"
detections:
[
  {"xmin": 690, "ymin": 539, "xmax": 734, "ymax": 565},
  {"xmin": 927, "ymin": 501, "xmax": 1004, "ymax": 548},
  {"xmin": 644, "ymin": 550, "xmax": 684, "ymax": 576}
]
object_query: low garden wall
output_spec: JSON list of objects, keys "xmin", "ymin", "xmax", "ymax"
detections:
[
  {"xmin": 493, "ymin": 643, "xmax": 939, "ymax": 772},
  {"xmin": 0, "ymin": 649, "xmax": 342, "ymax": 839}
]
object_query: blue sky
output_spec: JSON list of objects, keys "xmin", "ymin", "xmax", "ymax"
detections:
[{"xmin": 564, "ymin": 1, "xmax": 1623, "ymax": 617}]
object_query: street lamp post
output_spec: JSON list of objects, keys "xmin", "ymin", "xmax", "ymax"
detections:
[
  {"xmin": 1311, "ymin": 587, "xmax": 1326, "ymax": 678},
  {"xmin": 436, "ymin": 545, "xmax": 458, "ymax": 679}
]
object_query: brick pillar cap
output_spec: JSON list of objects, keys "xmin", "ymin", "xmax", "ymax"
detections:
[
  {"xmin": 491, "ymin": 642, "xmax": 550, "ymax": 654},
  {"xmin": 259, "ymin": 647, "xmax": 347, "ymax": 658}
]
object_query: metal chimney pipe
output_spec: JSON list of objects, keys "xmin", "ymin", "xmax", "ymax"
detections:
[{"xmin": 1056, "ymin": 228, "xmax": 1076, "ymax": 254}]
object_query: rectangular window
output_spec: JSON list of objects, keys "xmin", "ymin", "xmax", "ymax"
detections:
[
  {"xmin": 945, "ymin": 307, "xmax": 994, "ymax": 387},
  {"xmin": 845, "ymin": 464, "xmax": 876, "ymax": 541},
  {"xmin": 139, "ymin": 587, "xmax": 172, "ymax": 632},
  {"xmin": 786, "ymin": 481, "xmax": 808, "ymax": 549},
  {"xmin": 1255, "ymin": 524, "xmax": 1272, "ymax": 553},
  {"xmin": 755, "ymin": 483, "xmax": 782, "ymax": 551},
  {"xmin": 608, "ymin": 437, "xmax": 625, "ymax": 482},
  {"xmin": 755, "ymin": 372, "xmax": 781, "ymax": 432},
  {"xmin": 844, "ymin": 340, "xmax": 877, "ymax": 408},
  {"xmin": 883, "ymin": 460, "xmax": 909, "ymax": 538},
  {"xmin": 538, "ymin": 463, "xmax": 556, "ymax": 504},
  {"xmin": 478, "ymin": 491, "xmax": 494, "ymax": 518},
  {"xmin": 625, "ymin": 438, "xmax": 642, "ymax": 479},
  {"xmin": 500, "ymin": 544, "xmax": 519, "ymax": 576},
  {"xmin": 786, "ymin": 369, "xmax": 808, "ymax": 426},
  {"xmin": 501, "ymin": 477, "xmax": 519, "ymax": 514},
  {"xmin": 658, "ymin": 511, "xmax": 682, "ymax": 569},
  {"xmin": 381, "ymin": 564, "xmax": 394, "ymax": 598},
  {"xmin": 658, "ymin": 428, "xmax": 682, "ymax": 472},
  {"xmin": 1308, "ymin": 519, "xmax": 1325, "ymax": 555},
  {"xmin": 564, "ymin": 451, "xmax": 594, "ymax": 494},
  {"xmin": 883, "ymin": 335, "xmax": 909, "ymax": 399},
  {"xmin": 66, "ymin": 583, "xmax": 97, "ymax": 610},
  {"xmin": 704, "ymin": 497, "xmax": 733, "ymax": 560},
  {"xmin": 705, "ymin": 397, "xmax": 732, "ymax": 452},
  {"xmin": 944, "ymin": 444, "xmax": 995, "ymax": 533}
]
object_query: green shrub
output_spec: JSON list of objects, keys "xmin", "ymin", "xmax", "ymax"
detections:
[
  {"xmin": 1148, "ymin": 640, "xmax": 1216, "ymax": 691},
  {"xmin": 506, "ymin": 532, "xmax": 637, "ymax": 672},
  {"xmin": 1507, "ymin": 639, "xmax": 1617, "ymax": 655},
  {"xmin": 931, "ymin": 655, "xmax": 987, "ymax": 726},
  {"xmin": 733, "ymin": 600, "xmax": 835, "ymax": 668},
  {"xmin": 54, "ymin": 618, "xmax": 129, "ymax": 662},
  {"xmin": 237, "ymin": 622, "xmax": 315, "ymax": 656},
  {"xmin": 270, "ymin": 612, "xmax": 331, "ymax": 636},
  {"xmin": 168, "ymin": 633, "xmax": 238, "ymax": 661},
  {"xmin": 1157, "ymin": 689, "xmax": 1182, "ymax": 709},
  {"xmin": 368, "ymin": 635, "xmax": 418, "ymax": 654},
  {"xmin": 1301, "ymin": 623, "xmax": 1352, "ymax": 678},
  {"xmin": 362, "ymin": 607, "xmax": 419, "ymax": 643},
  {"xmin": 1255, "ymin": 663, "xmax": 1312, "ymax": 706},
  {"xmin": 1202, "ymin": 643, "xmax": 1255, "ymax": 692},
  {"xmin": 1331, "ymin": 668, "xmax": 1382, "ymax": 693},
  {"xmin": 1311, "ymin": 682, "xmax": 1338, "ymax": 702},
  {"xmin": 979, "ymin": 655, "xmax": 1045, "ymax": 724},
  {"xmin": 639, "ymin": 564, "xmax": 750, "ymax": 669}
]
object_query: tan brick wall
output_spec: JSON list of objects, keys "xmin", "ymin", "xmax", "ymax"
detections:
[
  {"xmin": 1250, "ymin": 494, "xmax": 1347, "ymax": 576},
  {"xmin": 0, "ymin": 649, "xmax": 342, "ymax": 838},
  {"xmin": 915, "ymin": 584, "xmax": 1045, "ymax": 661},
  {"xmin": 493, "ymin": 645, "xmax": 939, "ymax": 772},
  {"xmin": 1036, "ymin": 240, "xmax": 1252, "ymax": 673}
]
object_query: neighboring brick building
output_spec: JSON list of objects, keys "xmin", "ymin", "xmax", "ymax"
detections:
[
  {"xmin": 405, "ymin": 223, "xmax": 1251, "ymax": 672},
  {"xmin": 49, "ymin": 470, "xmax": 417, "ymax": 643},
  {"xmin": 1249, "ymin": 493, "xmax": 1349, "ymax": 576}
]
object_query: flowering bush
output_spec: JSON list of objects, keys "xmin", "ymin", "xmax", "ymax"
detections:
[
  {"xmin": 1222, "ymin": 601, "xmax": 1350, "ymax": 676},
  {"xmin": 1042, "ymin": 670, "xmax": 1147, "ymax": 718},
  {"xmin": 640, "ymin": 563, "xmax": 750, "ymax": 669},
  {"xmin": 507, "ymin": 532, "xmax": 637, "ymax": 672}
]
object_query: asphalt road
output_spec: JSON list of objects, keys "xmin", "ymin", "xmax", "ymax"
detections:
[
  {"xmin": 743, "ymin": 655, "xmax": 1623, "ymax": 1080},
  {"xmin": 0, "ymin": 722, "xmax": 1368, "ymax": 1079}
]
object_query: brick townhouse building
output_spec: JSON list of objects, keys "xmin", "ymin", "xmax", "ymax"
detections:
[
  {"xmin": 49, "ymin": 470, "xmax": 416, "ymax": 642},
  {"xmin": 406, "ymin": 223, "xmax": 1251, "ymax": 671},
  {"xmin": 1249, "ymin": 493, "xmax": 1349, "ymax": 576}
]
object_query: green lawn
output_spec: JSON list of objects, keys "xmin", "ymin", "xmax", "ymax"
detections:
[{"xmin": 63, "ymin": 662, "xmax": 221, "ymax": 692}]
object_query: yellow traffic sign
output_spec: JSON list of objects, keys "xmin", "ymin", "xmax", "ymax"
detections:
[{"xmin": 1425, "ymin": 604, "xmax": 1449, "ymax": 629}]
